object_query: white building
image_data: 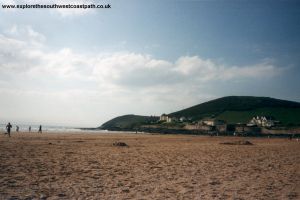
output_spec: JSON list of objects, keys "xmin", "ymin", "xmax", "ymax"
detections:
[
  {"xmin": 200, "ymin": 118, "xmax": 225, "ymax": 126},
  {"xmin": 179, "ymin": 116, "xmax": 187, "ymax": 122},
  {"xmin": 160, "ymin": 114, "xmax": 177, "ymax": 123},
  {"xmin": 160, "ymin": 114, "xmax": 168, "ymax": 121},
  {"xmin": 247, "ymin": 116, "xmax": 275, "ymax": 127}
]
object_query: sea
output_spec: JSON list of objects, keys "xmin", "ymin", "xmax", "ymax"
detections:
[{"xmin": 0, "ymin": 123, "xmax": 107, "ymax": 133}]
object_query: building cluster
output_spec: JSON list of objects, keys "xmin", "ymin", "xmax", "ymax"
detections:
[
  {"xmin": 185, "ymin": 118, "xmax": 227, "ymax": 133},
  {"xmin": 159, "ymin": 114, "xmax": 190, "ymax": 123},
  {"xmin": 159, "ymin": 114, "xmax": 227, "ymax": 134},
  {"xmin": 159, "ymin": 114, "xmax": 279, "ymax": 135},
  {"xmin": 247, "ymin": 116, "xmax": 275, "ymax": 127}
]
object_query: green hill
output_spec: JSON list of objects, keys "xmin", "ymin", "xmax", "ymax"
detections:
[
  {"xmin": 170, "ymin": 96, "xmax": 300, "ymax": 125},
  {"xmin": 99, "ymin": 114, "xmax": 159, "ymax": 130},
  {"xmin": 99, "ymin": 96, "xmax": 300, "ymax": 129}
]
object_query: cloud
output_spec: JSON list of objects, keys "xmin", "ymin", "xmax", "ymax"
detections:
[
  {"xmin": 92, "ymin": 53, "xmax": 178, "ymax": 87},
  {"xmin": 0, "ymin": 25, "xmax": 284, "ymax": 89},
  {"xmin": 0, "ymin": 26, "xmax": 286, "ymax": 125},
  {"xmin": 4, "ymin": 25, "xmax": 46, "ymax": 43},
  {"xmin": 174, "ymin": 56, "xmax": 282, "ymax": 81}
]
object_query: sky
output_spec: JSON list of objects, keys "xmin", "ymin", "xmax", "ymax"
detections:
[{"xmin": 0, "ymin": 0, "xmax": 300, "ymax": 127}]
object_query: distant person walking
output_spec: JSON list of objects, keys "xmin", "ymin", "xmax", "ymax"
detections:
[
  {"xmin": 38, "ymin": 125, "xmax": 42, "ymax": 133},
  {"xmin": 6, "ymin": 122, "xmax": 12, "ymax": 137},
  {"xmin": 29, "ymin": 126, "xmax": 31, "ymax": 132},
  {"xmin": 16, "ymin": 125, "xmax": 19, "ymax": 132}
]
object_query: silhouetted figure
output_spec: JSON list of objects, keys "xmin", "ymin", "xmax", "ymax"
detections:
[
  {"xmin": 29, "ymin": 126, "xmax": 31, "ymax": 132},
  {"xmin": 38, "ymin": 125, "xmax": 42, "ymax": 133},
  {"xmin": 16, "ymin": 126, "xmax": 19, "ymax": 132},
  {"xmin": 6, "ymin": 122, "xmax": 12, "ymax": 137}
]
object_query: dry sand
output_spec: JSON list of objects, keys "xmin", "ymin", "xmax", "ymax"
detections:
[{"xmin": 0, "ymin": 132, "xmax": 299, "ymax": 200}]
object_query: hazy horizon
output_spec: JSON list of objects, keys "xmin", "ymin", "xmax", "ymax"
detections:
[{"xmin": 1, "ymin": 0, "xmax": 300, "ymax": 127}]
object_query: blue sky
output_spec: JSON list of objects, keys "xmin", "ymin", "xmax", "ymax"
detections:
[{"xmin": 0, "ymin": 0, "xmax": 299, "ymax": 126}]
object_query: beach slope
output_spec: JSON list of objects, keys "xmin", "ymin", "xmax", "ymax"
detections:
[{"xmin": 0, "ymin": 133, "xmax": 299, "ymax": 199}]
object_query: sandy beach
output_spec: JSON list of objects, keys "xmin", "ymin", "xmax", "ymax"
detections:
[{"xmin": 0, "ymin": 132, "xmax": 299, "ymax": 200}]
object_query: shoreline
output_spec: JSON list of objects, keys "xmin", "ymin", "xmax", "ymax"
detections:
[{"xmin": 81, "ymin": 127, "xmax": 300, "ymax": 138}]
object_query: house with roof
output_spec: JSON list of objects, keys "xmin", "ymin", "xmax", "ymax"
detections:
[
  {"xmin": 247, "ymin": 116, "xmax": 275, "ymax": 127},
  {"xmin": 159, "ymin": 114, "xmax": 177, "ymax": 123},
  {"xmin": 160, "ymin": 114, "xmax": 168, "ymax": 121}
]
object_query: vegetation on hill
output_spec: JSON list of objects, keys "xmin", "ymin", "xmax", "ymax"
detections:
[
  {"xmin": 99, "ymin": 115, "xmax": 159, "ymax": 130},
  {"xmin": 170, "ymin": 96, "xmax": 300, "ymax": 125},
  {"xmin": 216, "ymin": 107, "xmax": 300, "ymax": 126},
  {"xmin": 99, "ymin": 96, "xmax": 300, "ymax": 129}
]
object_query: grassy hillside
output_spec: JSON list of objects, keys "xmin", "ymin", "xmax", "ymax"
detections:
[
  {"xmin": 170, "ymin": 96, "xmax": 300, "ymax": 125},
  {"xmin": 99, "ymin": 96, "xmax": 300, "ymax": 129},
  {"xmin": 216, "ymin": 107, "xmax": 300, "ymax": 126},
  {"xmin": 99, "ymin": 115, "xmax": 159, "ymax": 130}
]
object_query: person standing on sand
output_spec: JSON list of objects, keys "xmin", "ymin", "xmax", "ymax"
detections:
[
  {"xmin": 29, "ymin": 126, "xmax": 31, "ymax": 132},
  {"xmin": 16, "ymin": 125, "xmax": 19, "ymax": 132},
  {"xmin": 6, "ymin": 122, "xmax": 12, "ymax": 137},
  {"xmin": 38, "ymin": 125, "xmax": 42, "ymax": 133}
]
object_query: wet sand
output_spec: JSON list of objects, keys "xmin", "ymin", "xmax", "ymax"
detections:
[{"xmin": 0, "ymin": 132, "xmax": 299, "ymax": 199}]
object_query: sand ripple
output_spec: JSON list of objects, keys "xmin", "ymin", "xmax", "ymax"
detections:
[{"xmin": 0, "ymin": 133, "xmax": 299, "ymax": 199}]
